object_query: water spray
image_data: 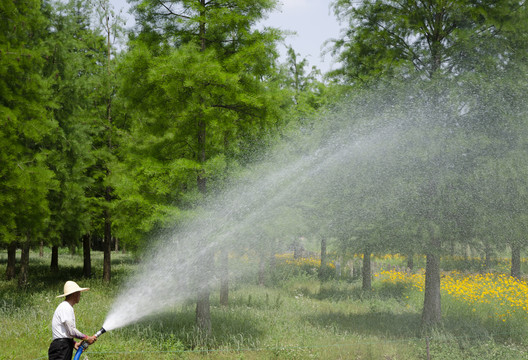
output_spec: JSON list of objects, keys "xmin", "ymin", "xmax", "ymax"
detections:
[{"xmin": 73, "ymin": 327, "xmax": 106, "ymax": 360}]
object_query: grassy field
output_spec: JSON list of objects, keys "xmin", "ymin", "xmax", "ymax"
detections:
[{"xmin": 1, "ymin": 250, "xmax": 528, "ymax": 359}]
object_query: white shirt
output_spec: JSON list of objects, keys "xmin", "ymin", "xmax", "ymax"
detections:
[{"xmin": 51, "ymin": 301, "xmax": 86, "ymax": 340}]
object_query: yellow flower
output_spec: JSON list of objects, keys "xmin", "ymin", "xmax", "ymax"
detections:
[{"xmin": 376, "ymin": 268, "xmax": 528, "ymax": 323}]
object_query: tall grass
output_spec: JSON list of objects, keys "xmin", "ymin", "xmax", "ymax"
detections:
[{"xmin": 1, "ymin": 250, "xmax": 528, "ymax": 359}]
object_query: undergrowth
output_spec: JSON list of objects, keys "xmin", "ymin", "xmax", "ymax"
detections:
[{"xmin": 1, "ymin": 250, "xmax": 528, "ymax": 359}]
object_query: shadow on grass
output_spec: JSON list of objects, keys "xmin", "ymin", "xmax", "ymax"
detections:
[
  {"xmin": 1, "ymin": 261, "xmax": 83, "ymax": 292},
  {"xmin": 307, "ymin": 290, "xmax": 527, "ymax": 347},
  {"xmin": 0, "ymin": 251, "xmax": 133, "ymax": 309},
  {"xmin": 305, "ymin": 280, "xmax": 524, "ymax": 345},
  {"xmin": 441, "ymin": 310, "xmax": 528, "ymax": 344},
  {"xmin": 306, "ymin": 310, "xmax": 423, "ymax": 340},
  {"xmin": 311, "ymin": 280, "xmax": 409, "ymax": 303},
  {"xmin": 225, "ymin": 291, "xmax": 285, "ymax": 311},
  {"xmin": 117, "ymin": 306, "xmax": 266, "ymax": 351},
  {"xmin": 305, "ymin": 306, "xmax": 519, "ymax": 343}
]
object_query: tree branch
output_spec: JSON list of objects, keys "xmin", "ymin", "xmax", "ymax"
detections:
[{"xmin": 157, "ymin": 0, "xmax": 191, "ymax": 19}]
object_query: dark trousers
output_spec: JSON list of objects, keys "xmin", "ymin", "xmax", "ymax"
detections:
[{"xmin": 48, "ymin": 338, "xmax": 74, "ymax": 360}]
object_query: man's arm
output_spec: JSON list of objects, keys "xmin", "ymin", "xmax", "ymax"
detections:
[{"xmin": 64, "ymin": 320, "xmax": 96, "ymax": 343}]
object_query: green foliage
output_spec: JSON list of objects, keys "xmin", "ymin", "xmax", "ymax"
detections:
[
  {"xmin": 0, "ymin": 0, "xmax": 58, "ymax": 244},
  {"xmin": 276, "ymin": 47, "xmax": 333, "ymax": 128},
  {"xmin": 41, "ymin": 0, "xmax": 109, "ymax": 246},
  {"xmin": 112, "ymin": 0, "xmax": 292, "ymax": 248},
  {"xmin": 329, "ymin": 0, "xmax": 525, "ymax": 83}
]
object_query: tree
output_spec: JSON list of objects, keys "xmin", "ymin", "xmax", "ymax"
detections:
[
  {"xmin": 117, "ymin": 0, "xmax": 286, "ymax": 336},
  {"xmin": 459, "ymin": 3, "xmax": 528, "ymax": 278},
  {"xmin": 70, "ymin": 0, "xmax": 125, "ymax": 283},
  {"xmin": 471, "ymin": 148, "xmax": 528, "ymax": 279},
  {"xmin": 42, "ymin": 0, "xmax": 106, "ymax": 274},
  {"xmin": 94, "ymin": 0, "xmax": 123, "ymax": 283},
  {"xmin": 329, "ymin": 0, "xmax": 522, "ymax": 83},
  {"xmin": 1, "ymin": 0, "xmax": 57, "ymax": 283},
  {"xmin": 330, "ymin": 0, "xmax": 527, "ymax": 326},
  {"xmin": 278, "ymin": 46, "xmax": 331, "ymax": 126}
]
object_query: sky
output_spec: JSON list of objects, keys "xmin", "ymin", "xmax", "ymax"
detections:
[{"xmin": 109, "ymin": 0, "xmax": 343, "ymax": 74}]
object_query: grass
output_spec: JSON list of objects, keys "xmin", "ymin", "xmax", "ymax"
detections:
[{"xmin": 1, "ymin": 250, "xmax": 528, "ymax": 359}]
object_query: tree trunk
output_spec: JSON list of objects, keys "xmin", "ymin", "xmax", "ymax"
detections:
[
  {"xmin": 6, "ymin": 242, "xmax": 17, "ymax": 280},
  {"xmin": 511, "ymin": 243, "xmax": 521, "ymax": 280},
  {"xmin": 195, "ymin": 139, "xmax": 210, "ymax": 334},
  {"xmin": 407, "ymin": 252, "xmax": 414, "ymax": 271},
  {"xmin": 103, "ymin": 10, "xmax": 113, "ymax": 283},
  {"xmin": 196, "ymin": 288, "xmax": 212, "ymax": 339},
  {"xmin": 39, "ymin": 241, "xmax": 44, "ymax": 257},
  {"xmin": 484, "ymin": 244, "xmax": 492, "ymax": 273},
  {"xmin": 220, "ymin": 250, "xmax": 229, "ymax": 306},
  {"xmin": 18, "ymin": 237, "xmax": 30, "ymax": 288},
  {"xmin": 103, "ymin": 204, "xmax": 112, "ymax": 283},
  {"xmin": 195, "ymin": 5, "xmax": 211, "ymax": 336},
  {"xmin": 269, "ymin": 251, "xmax": 276, "ymax": 270},
  {"xmin": 196, "ymin": 31, "xmax": 207, "ymax": 195},
  {"xmin": 353, "ymin": 261, "xmax": 361, "ymax": 280},
  {"xmin": 196, "ymin": 244, "xmax": 212, "ymax": 338},
  {"xmin": 362, "ymin": 249, "xmax": 371, "ymax": 291},
  {"xmin": 318, "ymin": 238, "xmax": 327, "ymax": 280},
  {"xmin": 293, "ymin": 238, "xmax": 302, "ymax": 259},
  {"xmin": 51, "ymin": 245, "xmax": 59, "ymax": 273},
  {"xmin": 258, "ymin": 255, "xmax": 266, "ymax": 286},
  {"xmin": 83, "ymin": 234, "xmax": 92, "ymax": 278},
  {"xmin": 422, "ymin": 249, "xmax": 442, "ymax": 326}
]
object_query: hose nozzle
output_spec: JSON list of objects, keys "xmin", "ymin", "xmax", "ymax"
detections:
[
  {"xmin": 73, "ymin": 326, "xmax": 106, "ymax": 360},
  {"xmin": 95, "ymin": 327, "xmax": 106, "ymax": 338}
]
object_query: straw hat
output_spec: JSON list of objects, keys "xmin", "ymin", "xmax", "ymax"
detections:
[{"xmin": 57, "ymin": 281, "xmax": 90, "ymax": 298}]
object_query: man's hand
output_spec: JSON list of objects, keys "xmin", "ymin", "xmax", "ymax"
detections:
[
  {"xmin": 74, "ymin": 341, "xmax": 81, "ymax": 350},
  {"xmin": 85, "ymin": 335, "xmax": 97, "ymax": 345}
]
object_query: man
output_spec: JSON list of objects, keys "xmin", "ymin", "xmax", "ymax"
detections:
[{"xmin": 48, "ymin": 281, "xmax": 97, "ymax": 360}]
